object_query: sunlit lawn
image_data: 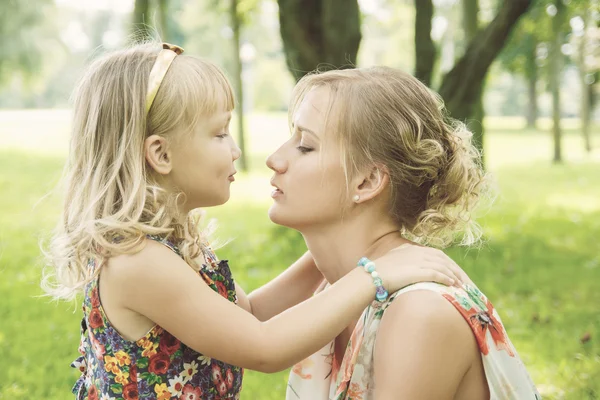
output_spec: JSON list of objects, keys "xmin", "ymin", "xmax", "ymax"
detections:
[{"xmin": 0, "ymin": 110, "xmax": 599, "ymax": 399}]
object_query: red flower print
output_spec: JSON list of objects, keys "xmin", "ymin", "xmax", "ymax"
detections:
[
  {"xmin": 211, "ymin": 364, "xmax": 222, "ymax": 384},
  {"xmin": 88, "ymin": 308, "xmax": 104, "ymax": 329},
  {"xmin": 225, "ymin": 369, "xmax": 234, "ymax": 389},
  {"xmin": 90, "ymin": 287, "xmax": 101, "ymax": 308},
  {"xmin": 159, "ymin": 332, "xmax": 180, "ymax": 355},
  {"xmin": 129, "ymin": 364, "xmax": 138, "ymax": 383},
  {"xmin": 90, "ymin": 336, "xmax": 105, "ymax": 359},
  {"xmin": 122, "ymin": 382, "xmax": 139, "ymax": 400},
  {"xmin": 443, "ymin": 293, "xmax": 515, "ymax": 357},
  {"xmin": 148, "ymin": 352, "xmax": 171, "ymax": 375},
  {"xmin": 88, "ymin": 385, "xmax": 99, "ymax": 400},
  {"xmin": 216, "ymin": 380, "xmax": 228, "ymax": 396},
  {"xmin": 181, "ymin": 384, "xmax": 203, "ymax": 400},
  {"xmin": 215, "ymin": 281, "xmax": 228, "ymax": 298}
]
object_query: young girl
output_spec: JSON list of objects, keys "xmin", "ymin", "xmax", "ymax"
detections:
[
  {"xmin": 268, "ymin": 67, "xmax": 540, "ymax": 399},
  {"xmin": 42, "ymin": 43, "xmax": 463, "ymax": 399}
]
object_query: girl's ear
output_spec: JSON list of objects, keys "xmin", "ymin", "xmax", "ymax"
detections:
[{"xmin": 144, "ymin": 135, "xmax": 173, "ymax": 175}]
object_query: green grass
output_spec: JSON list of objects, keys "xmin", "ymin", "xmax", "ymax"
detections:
[{"xmin": 1, "ymin": 111, "xmax": 599, "ymax": 399}]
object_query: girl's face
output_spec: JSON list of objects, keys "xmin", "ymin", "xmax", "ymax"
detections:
[
  {"xmin": 168, "ymin": 107, "xmax": 240, "ymax": 211},
  {"xmin": 266, "ymin": 87, "xmax": 352, "ymax": 231}
]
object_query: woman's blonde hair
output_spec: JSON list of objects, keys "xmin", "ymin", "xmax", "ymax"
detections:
[
  {"xmin": 42, "ymin": 42, "xmax": 234, "ymax": 300},
  {"xmin": 289, "ymin": 66, "xmax": 487, "ymax": 248}
]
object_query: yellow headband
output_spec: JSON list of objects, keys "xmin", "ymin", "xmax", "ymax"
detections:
[{"xmin": 146, "ymin": 43, "xmax": 184, "ymax": 113}]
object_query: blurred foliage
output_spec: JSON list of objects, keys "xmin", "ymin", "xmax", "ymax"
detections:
[{"xmin": 0, "ymin": 0, "xmax": 60, "ymax": 87}]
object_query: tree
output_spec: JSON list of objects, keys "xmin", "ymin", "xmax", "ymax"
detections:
[
  {"xmin": 132, "ymin": 0, "xmax": 174, "ymax": 42},
  {"xmin": 158, "ymin": 0, "xmax": 169, "ymax": 41},
  {"xmin": 548, "ymin": 0, "xmax": 567, "ymax": 163},
  {"xmin": 414, "ymin": 0, "xmax": 436, "ymax": 87},
  {"xmin": 231, "ymin": 0, "xmax": 248, "ymax": 171},
  {"xmin": 570, "ymin": 1, "xmax": 600, "ymax": 154},
  {"xmin": 499, "ymin": 4, "xmax": 545, "ymax": 128},
  {"xmin": 0, "ymin": 0, "xmax": 56, "ymax": 88},
  {"xmin": 461, "ymin": 0, "xmax": 486, "ymax": 163},
  {"xmin": 278, "ymin": 0, "xmax": 362, "ymax": 81},
  {"xmin": 436, "ymin": 0, "xmax": 532, "ymax": 127},
  {"xmin": 132, "ymin": 0, "xmax": 151, "ymax": 39},
  {"xmin": 414, "ymin": 0, "xmax": 533, "ymax": 162}
]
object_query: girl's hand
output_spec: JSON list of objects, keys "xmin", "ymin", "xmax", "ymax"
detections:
[{"xmin": 372, "ymin": 245, "xmax": 468, "ymax": 293}]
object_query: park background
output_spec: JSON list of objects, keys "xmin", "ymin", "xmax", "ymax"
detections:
[{"xmin": 1, "ymin": 0, "xmax": 599, "ymax": 398}]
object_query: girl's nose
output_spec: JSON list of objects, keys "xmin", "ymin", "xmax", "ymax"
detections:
[{"xmin": 231, "ymin": 140, "xmax": 241, "ymax": 161}]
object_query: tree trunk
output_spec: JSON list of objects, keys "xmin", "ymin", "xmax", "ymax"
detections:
[
  {"xmin": 525, "ymin": 34, "xmax": 538, "ymax": 129},
  {"xmin": 461, "ymin": 0, "xmax": 485, "ymax": 164},
  {"xmin": 278, "ymin": 0, "xmax": 361, "ymax": 81},
  {"xmin": 438, "ymin": 0, "xmax": 532, "ymax": 125},
  {"xmin": 463, "ymin": 0, "xmax": 479, "ymax": 39},
  {"xmin": 158, "ymin": 0, "xmax": 169, "ymax": 42},
  {"xmin": 132, "ymin": 0, "xmax": 151, "ymax": 39},
  {"xmin": 414, "ymin": 0, "xmax": 436, "ymax": 86},
  {"xmin": 549, "ymin": 0, "xmax": 564, "ymax": 163},
  {"xmin": 578, "ymin": 16, "xmax": 592, "ymax": 153},
  {"xmin": 231, "ymin": 0, "xmax": 248, "ymax": 171}
]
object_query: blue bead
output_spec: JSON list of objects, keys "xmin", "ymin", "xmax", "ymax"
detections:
[
  {"xmin": 376, "ymin": 289, "xmax": 389, "ymax": 302},
  {"xmin": 357, "ymin": 257, "xmax": 370, "ymax": 267}
]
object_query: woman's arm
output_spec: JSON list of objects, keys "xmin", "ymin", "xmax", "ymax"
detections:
[
  {"xmin": 111, "ymin": 240, "xmax": 458, "ymax": 373},
  {"xmin": 235, "ymin": 251, "xmax": 323, "ymax": 320},
  {"xmin": 373, "ymin": 290, "xmax": 479, "ymax": 399}
]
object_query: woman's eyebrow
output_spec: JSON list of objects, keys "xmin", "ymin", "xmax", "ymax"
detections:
[{"xmin": 293, "ymin": 123, "xmax": 320, "ymax": 140}]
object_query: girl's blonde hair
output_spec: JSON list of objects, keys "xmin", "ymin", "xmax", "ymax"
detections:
[
  {"xmin": 42, "ymin": 42, "xmax": 234, "ymax": 300},
  {"xmin": 289, "ymin": 66, "xmax": 487, "ymax": 248}
]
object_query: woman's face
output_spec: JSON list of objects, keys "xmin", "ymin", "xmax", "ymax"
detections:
[{"xmin": 266, "ymin": 87, "xmax": 352, "ymax": 231}]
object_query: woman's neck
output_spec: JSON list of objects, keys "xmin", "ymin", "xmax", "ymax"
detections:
[{"xmin": 302, "ymin": 213, "xmax": 409, "ymax": 284}]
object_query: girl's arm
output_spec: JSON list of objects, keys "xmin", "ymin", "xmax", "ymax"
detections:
[
  {"xmin": 111, "ymin": 239, "xmax": 459, "ymax": 373},
  {"xmin": 235, "ymin": 251, "xmax": 323, "ymax": 321},
  {"xmin": 236, "ymin": 247, "xmax": 465, "ymax": 322}
]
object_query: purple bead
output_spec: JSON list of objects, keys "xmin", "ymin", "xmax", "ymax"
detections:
[{"xmin": 375, "ymin": 286, "xmax": 388, "ymax": 302}]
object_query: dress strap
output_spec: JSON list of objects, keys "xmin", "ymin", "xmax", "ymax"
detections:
[{"xmin": 146, "ymin": 234, "xmax": 183, "ymax": 258}]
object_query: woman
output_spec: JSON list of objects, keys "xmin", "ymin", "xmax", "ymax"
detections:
[{"xmin": 267, "ymin": 67, "xmax": 540, "ymax": 399}]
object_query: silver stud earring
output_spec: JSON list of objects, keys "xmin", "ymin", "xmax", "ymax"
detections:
[{"xmin": 353, "ymin": 195, "xmax": 360, "ymax": 202}]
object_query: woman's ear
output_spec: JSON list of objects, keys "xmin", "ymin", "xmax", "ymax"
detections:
[
  {"xmin": 144, "ymin": 135, "xmax": 173, "ymax": 175},
  {"xmin": 351, "ymin": 164, "xmax": 390, "ymax": 204}
]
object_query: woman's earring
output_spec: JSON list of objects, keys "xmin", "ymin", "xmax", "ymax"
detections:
[{"xmin": 353, "ymin": 195, "xmax": 360, "ymax": 202}]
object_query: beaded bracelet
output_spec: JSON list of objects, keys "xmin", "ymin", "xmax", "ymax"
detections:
[{"xmin": 357, "ymin": 257, "xmax": 389, "ymax": 302}]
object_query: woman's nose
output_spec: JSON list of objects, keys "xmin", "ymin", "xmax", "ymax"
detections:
[{"xmin": 266, "ymin": 147, "xmax": 287, "ymax": 173}]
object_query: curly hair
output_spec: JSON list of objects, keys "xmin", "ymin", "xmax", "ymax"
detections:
[
  {"xmin": 42, "ymin": 42, "xmax": 234, "ymax": 300},
  {"xmin": 289, "ymin": 66, "xmax": 488, "ymax": 248}
]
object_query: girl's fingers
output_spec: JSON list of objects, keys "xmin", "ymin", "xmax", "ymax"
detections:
[
  {"xmin": 424, "ymin": 269, "xmax": 455, "ymax": 287},
  {"xmin": 427, "ymin": 250, "xmax": 467, "ymax": 285},
  {"xmin": 422, "ymin": 263, "xmax": 462, "ymax": 288}
]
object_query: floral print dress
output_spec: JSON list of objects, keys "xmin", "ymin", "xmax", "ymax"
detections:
[
  {"xmin": 71, "ymin": 236, "xmax": 243, "ymax": 399},
  {"xmin": 287, "ymin": 282, "xmax": 540, "ymax": 400}
]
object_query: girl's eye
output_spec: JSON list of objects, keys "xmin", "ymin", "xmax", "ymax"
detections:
[
  {"xmin": 296, "ymin": 146, "xmax": 314, "ymax": 154},
  {"xmin": 217, "ymin": 132, "xmax": 229, "ymax": 139}
]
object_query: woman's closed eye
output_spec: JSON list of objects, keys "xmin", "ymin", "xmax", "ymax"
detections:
[{"xmin": 296, "ymin": 145, "xmax": 314, "ymax": 154}]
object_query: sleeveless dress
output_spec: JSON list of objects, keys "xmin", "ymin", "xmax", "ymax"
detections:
[
  {"xmin": 71, "ymin": 235, "xmax": 243, "ymax": 399},
  {"xmin": 287, "ymin": 282, "xmax": 540, "ymax": 400}
]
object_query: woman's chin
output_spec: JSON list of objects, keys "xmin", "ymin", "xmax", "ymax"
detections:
[{"xmin": 268, "ymin": 205, "xmax": 291, "ymax": 227}]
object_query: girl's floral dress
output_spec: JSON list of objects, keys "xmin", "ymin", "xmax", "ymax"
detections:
[
  {"xmin": 71, "ymin": 236, "xmax": 243, "ymax": 399},
  {"xmin": 287, "ymin": 282, "xmax": 540, "ymax": 400}
]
